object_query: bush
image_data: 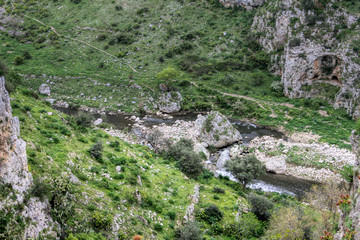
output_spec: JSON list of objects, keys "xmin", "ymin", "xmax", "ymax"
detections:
[
  {"xmin": 73, "ymin": 112, "xmax": 94, "ymax": 129},
  {"xmin": 212, "ymin": 187, "xmax": 225, "ymax": 194},
  {"xmin": 116, "ymin": 33, "xmax": 135, "ymax": 45},
  {"xmin": 0, "ymin": 60, "xmax": 7, "ymax": 76},
  {"xmin": 23, "ymin": 50, "xmax": 32, "ymax": 60},
  {"xmin": 271, "ymin": 81, "xmax": 284, "ymax": 97},
  {"xmin": 224, "ymin": 213, "xmax": 264, "ymax": 239},
  {"xmin": 163, "ymin": 139, "xmax": 203, "ymax": 178},
  {"xmin": 198, "ymin": 204, "xmax": 223, "ymax": 223},
  {"xmin": 70, "ymin": 0, "xmax": 82, "ymax": 3},
  {"xmin": 4, "ymin": 71, "xmax": 22, "ymax": 93},
  {"xmin": 30, "ymin": 178, "xmax": 52, "ymax": 201},
  {"xmin": 14, "ymin": 55, "xmax": 24, "ymax": 65},
  {"xmin": 289, "ymin": 38, "xmax": 301, "ymax": 48},
  {"xmin": 167, "ymin": 211, "xmax": 176, "ymax": 220},
  {"xmin": 250, "ymin": 71, "xmax": 265, "ymax": 86},
  {"xmin": 339, "ymin": 165, "xmax": 354, "ymax": 183},
  {"xmin": 175, "ymin": 221, "xmax": 202, "ymax": 240},
  {"xmin": 218, "ymin": 74, "xmax": 236, "ymax": 86},
  {"xmin": 88, "ymin": 141, "xmax": 103, "ymax": 160},
  {"xmin": 154, "ymin": 223, "xmax": 163, "ymax": 232},
  {"xmin": 91, "ymin": 211, "xmax": 113, "ymax": 230},
  {"xmin": 247, "ymin": 193, "xmax": 274, "ymax": 221},
  {"xmin": 225, "ymin": 155, "xmax": 266, "ymax": 187}
]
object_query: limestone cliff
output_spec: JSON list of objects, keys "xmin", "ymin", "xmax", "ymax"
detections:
[
  {"xmin": 335, "ymin": 131, "xmax": 360, "ymax": 239},
  {"xmin": 0, "ymin": 76, "xmax": 58, "ymax": 239},
  {"xmin": 252, "ymin": 0, "xmax": 360, "ymax": 116}
]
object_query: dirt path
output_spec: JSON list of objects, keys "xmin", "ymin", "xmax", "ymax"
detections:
[{"xmin": 21, "ymin": 14, "xmax": 137, "ymax": 72}]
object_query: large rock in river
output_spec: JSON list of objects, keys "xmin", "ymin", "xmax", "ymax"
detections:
[
  {"xmin": 195, "ymin": 111, "xmax": 242, "ymax": 148},
  {"xmin": 157, "ymin": 91, "xmax": 182, "ymax": 113}
]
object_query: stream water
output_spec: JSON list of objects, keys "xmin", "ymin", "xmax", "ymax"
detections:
[{"xmin": 54, "ymin": 107, "xmax": 318, "ymax": 198}]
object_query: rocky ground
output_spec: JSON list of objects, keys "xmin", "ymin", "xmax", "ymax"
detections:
[{"xmin": 105, "ymin": 111, "xmax": 356, "ymax": 183}]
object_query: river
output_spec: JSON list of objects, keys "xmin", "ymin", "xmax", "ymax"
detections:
[{"xmin": 54, "ymin": 107, "xmax": 318, "ymax": 198}]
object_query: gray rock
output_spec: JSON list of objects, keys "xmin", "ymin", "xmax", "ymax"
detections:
[
  {"xmin": 157, "ymin": 91, "xmax": 183, "ymax": 113},
  {"xmin": 39, "ymin": 84, "xmax": 50, "ymax": 96},
  {"xmin": 93, "ymin": 118, "xmax": 103, "ymax": 126},
  {"xmin": 219, "ymin": 0, "xmax": 266, "ymax": 9},
  {"xmin": 195, "ymin": 111, "xmax": 242, "ymax": 148}
]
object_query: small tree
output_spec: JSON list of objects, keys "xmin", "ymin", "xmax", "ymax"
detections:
[
  {"xmin": 175, "ymin": 221, "xmax": 202, "ymax": 240},
  {"xmin": 247, "ymin": 193, "xmax": 274, "ymax": 221},
  {"xmin": 88, "ymin": 141, "xmax": 103, "ymax": 160},
  {"xmin": 225, "ymin": 155, "xmax": 266, "ymax": 187},
  {"xmin": 156, "ymin": 68, "xmax": 179, "ymax": 89}
]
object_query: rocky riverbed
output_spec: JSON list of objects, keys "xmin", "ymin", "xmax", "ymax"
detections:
[{"xmin": 103, "ymin": 111, "xmax": 356, "ymax": 184}]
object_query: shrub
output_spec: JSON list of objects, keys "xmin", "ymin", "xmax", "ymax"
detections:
[
  {"xmin": 97, "ymin": 34, "xmax": 107, "ymax": 41},
  {"xmin": 175, "ymin": 221, "xmax": 202, "ymax": 240},
  {"xmin": 73, "ymin": 112, "xmax": 94, "ymax": 129},
  {"xmin": 289, "ymin": 38, "xmax": 301, "ymax": 48},
  {"xmin": 167, "ymin": 211, "xmax": 176, "ymax": 220},
  {"xmin": 224, "ymin": 213, "xmax": 264, "ymax": 239},
  {"xmin": 263, "ymin": 207, "xmax": 304, "ymax": 239},
  {"xmin": 14, "ymin": 55, "xmax": 24, "ymax": 65},
  {"xmin": 23, "ymin": 50, "xmax": 32, "ymax": 60},
  {"xmin": 271, "ymin": 81, "xmax": 284, "ymax": 97},
  {"xmin": 225, "ymin": 155, "xmax": 266, "ymax": 187},
  {"xmin": 91, "ymin": 211, "xmax": 113, "ymax": 230},
  {"xmin": 163, "ymin": 139, "xmax": 203, "ymax": 178},
  {"xmin": 0, "ymin": 60, "xmax": 7, "ymax": 76},
  {"xmin": 88, "ymin": 141, "xmax": 103, "ymax": 160},
  {"xmin": 30, "ymin": 178, "xmax": 52, "ymax": 201},
  {"xmin": 247, "ymin": 193, "xmax": 274, "ymax": 221},
  {"xmin": 116, "ymin": 33, "xmax": 135, "ymax": 45},
  {"xmin": 154, "ymin": 223, "xmax": 163, "ymax": 232},
  {"xmin": 212, "ymin": 187, "xmax": 225, "ymax": 194},
  {"xmin": 339, "ymin": 165, "xmax": 354, "ymax": 183},
  {"xmin": 4, "ymin": 71, "xmax": 22, "ymax": 93},
  {"xmin": 70, "ymin": 0, "xmax": 82, "ymax": 3},
  {"xmin": 156, "ymin": 68, "xmax": 179, "ymax": 85},
  {"xmin": 250, "ymin": 71, "xmax": 265, "ymax": 86},
  {"xmin": 198, "ymin": 204, "xmax": 223, "ymax": 223},
  {"xmin": 218, "ymin": 74, "xmax": 236, "ymax": 86}
]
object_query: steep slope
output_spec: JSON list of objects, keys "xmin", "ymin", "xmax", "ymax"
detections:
[
  {"xmin": 252, "ymin": 0, "xmax": 360, "ymax": 116},
  {"xmin": 0, "ymin": 76, "xmax": 58, "ymax": 239}
]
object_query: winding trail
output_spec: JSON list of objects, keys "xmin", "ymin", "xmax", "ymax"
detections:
[{"xmin": 21, "ymin": 14, "xmax": 137, "ymax": 72}]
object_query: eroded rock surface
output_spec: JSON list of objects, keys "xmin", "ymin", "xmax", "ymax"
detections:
[
  {"xmin": 219, "ymin": 0, "xmax": 266, "ymax": 9},
  {"xmin": 252, "ymin": 0, "xmax": 360, "ymax": 116},
  {"xmin": 0, "ymin": 76, "xmax": 59, "ymax": 239}
]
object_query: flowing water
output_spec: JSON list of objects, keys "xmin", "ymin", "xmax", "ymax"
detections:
[{"xmin": 54, "ymin": 107, "xmax": 318, "ymax": 197}]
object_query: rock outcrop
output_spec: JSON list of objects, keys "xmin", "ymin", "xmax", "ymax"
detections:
[
  {"xmin": 39, "ymin": 83, "xmax": 51, "ymax": 96},
  {"xmin": 156, "ymin": 91, "xmax": 183, "ymax": 113},
  {"xmin": 335, "ymin": 131, "xmax": 360, "ymax": 240},
  {"xmin": 0, "ymin": 76, "xmax": 59, "ymax": 239},
  {"xmin": 252, "ymin": 0, "xmax": 360, "ymax": 116},
  {"xmin": 219, "ymin": 0, "xmax": 266, "ymax": 9}
]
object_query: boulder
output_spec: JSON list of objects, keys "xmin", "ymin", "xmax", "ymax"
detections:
[
  {"xmin": 195, "ymin": 111, "xmax": 242, "ymax": 148},
  {"xmin": 157, "ymin": 91, "xmax": 183, "ymax": 113},
  {"xmin": 93, "ymin": 118, "xmax": 103, "ymax": 126},
  {"xmin": 39, "ymin": 84, "xmax": 50, "ymax": 95}
]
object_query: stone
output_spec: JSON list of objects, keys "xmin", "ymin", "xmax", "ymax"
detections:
[
  {"xmin": 219, "ymin": 0, "xmax": 266, "ymax": 9},
  {"xmin": 38, "ymin": 84, "xmax": 50, "ymax": 96},
  {"xmin": 157, "ymin": 91, "xmax": 183, "ymax": 113},
  {"xmin": 0, "ymin": 76, "xmax": 59, "ymax": 238},
  {"xmin": 93, "ymin": 118, "xmax": 103, "ymax": 126},
  {"xmin": 116, "ymin": 166, "xmax": 121, "ymax": 173},
  {"xmin": 195, "ymin": 111, "xmax": 242, "ymax": 148},
  {"xmin": 159, "ymin": 83, "xmax": 168, "ymax": 92}
]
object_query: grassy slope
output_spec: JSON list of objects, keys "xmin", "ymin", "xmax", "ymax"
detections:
[
  {"xmin": 0, "ymin": 0, "xmax": 357, "ymax": 149},
  {"xmin": 11, "ymin": 88, "xmax": 258, "ymax": 239}
]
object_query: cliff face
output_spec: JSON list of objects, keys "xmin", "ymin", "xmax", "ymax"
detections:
[
  {"xmin": 335, "ymin": 131, "xmax": 360, "ymax": 239},
  {"xmin": 0, "ymin": 76, "xmax": 58, "ymax": 239},
  {"xmin": 219, "ymin": 0, "xmax": 266, "ymax": 9},
  {"xmin": 251, "ymin": 0, "xmax": 360, "ymax": 116}
]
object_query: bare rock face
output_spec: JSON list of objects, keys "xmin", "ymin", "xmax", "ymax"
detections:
[
  {"xmin": 39, "ymin": 83, "xmax": 51, "ymax": 95},
  {"xmin": 157, "ymin": 91, "xmax": 183, "ymax": 113},
  {"xmin": 252, "ymin": 0, "xmax": 360, "ymax": 116},
  {"xmin": 195, "ymin": 111, "xmax": 242, "ymax": 148},
  {"xmin": 0, "ymin": 76, "xmax": 59, "ymax": 239},
  {"xmin": 219, "ymin": 0, "xmax": 266, "ymax": 9}
]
